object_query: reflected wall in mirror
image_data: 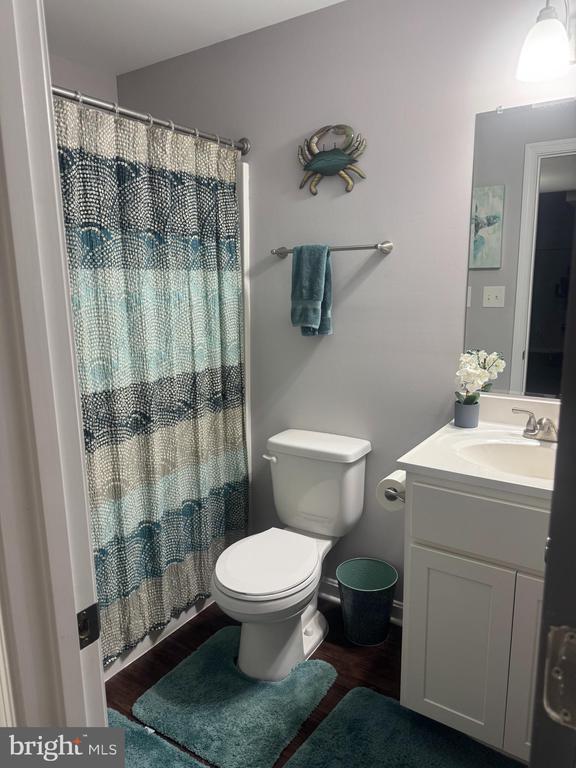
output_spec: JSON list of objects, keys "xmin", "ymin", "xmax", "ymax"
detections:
[{"xmin": 465, "ymin": 99, "xmax": 576, "ymax": 399}]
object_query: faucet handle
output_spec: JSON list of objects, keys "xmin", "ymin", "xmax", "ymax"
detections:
[
  {"xmin": 535, "ymin": 417, "xmax": 559, "ymax": 443},
  {"xmin": 512, "ymin": 408, "xmax": 538, "ymax": 435}
]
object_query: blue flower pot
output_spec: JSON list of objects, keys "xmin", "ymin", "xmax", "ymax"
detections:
[{"xmin": 454, "ymin": 401, "xmax": 479, "ymax": 428}]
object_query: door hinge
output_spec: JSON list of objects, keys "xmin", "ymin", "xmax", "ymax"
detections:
[
  {"xmin": 544, "ymin": 625, "xmax": 576, "ymax": 730},
  {"xmin": 77, "ymin": 602, "xmax": 100, "ymax": 650}
]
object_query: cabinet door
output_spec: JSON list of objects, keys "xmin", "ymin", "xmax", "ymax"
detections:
[
  {"xmin": 402, "ymin": 545, "xmax": 516, "ymax": 748},
  {"xmin": 504, "ymin": 574, "xmax": 544, "ymax": 761}
]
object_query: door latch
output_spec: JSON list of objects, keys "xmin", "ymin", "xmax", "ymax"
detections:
[
  {"xmin": 544, "ymin": 625, "xmax": 576, "ymax": 729},
  {"xmin": 77, "ymin": 602, "xmax": 100, "ymax": 650}
]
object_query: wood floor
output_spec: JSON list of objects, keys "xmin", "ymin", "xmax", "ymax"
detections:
[{"xmin": 106, "ymin": 599, "xmax": 402, "ymax": 766}]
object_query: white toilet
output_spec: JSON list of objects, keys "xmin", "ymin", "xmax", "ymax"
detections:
[{"xmin": 211, "ymin": 429, "xmax": 371, "ymax": 681}]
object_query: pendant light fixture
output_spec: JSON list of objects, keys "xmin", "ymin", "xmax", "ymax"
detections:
[{"xmin": 516, "ymin": 0, "xmax": 573, "ymax": 81}]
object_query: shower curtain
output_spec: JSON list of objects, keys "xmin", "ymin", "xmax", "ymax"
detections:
[{"xmin": 53, "ymin": 97, "xmax": 248, "ymax": 665}]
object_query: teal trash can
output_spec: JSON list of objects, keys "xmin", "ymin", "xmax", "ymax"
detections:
[{"xmin": 336, "ymin": 558, "xmax": 398, "ymax": 646}]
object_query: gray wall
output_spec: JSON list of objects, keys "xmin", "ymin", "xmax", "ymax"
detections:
[
  {"xmin": 118, "ymin": 0, "xmax": 576, "ymax": 595},
  {"xmin": 50, "ymin": 54, "xmax": 117, "ymax": 102},
  {"xmin": 465, "ymin": 102, "xmax": 576, "ymax": 392}
]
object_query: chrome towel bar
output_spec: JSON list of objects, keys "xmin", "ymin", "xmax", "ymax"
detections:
[{"xmin": 271, "ymin": 241, "xmax": 393, "ymax": 258}]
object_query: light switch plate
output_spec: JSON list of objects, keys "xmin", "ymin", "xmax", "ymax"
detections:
[{"xmin": 483, "ymin": 286, "xmax": 505, "ymax": 307}]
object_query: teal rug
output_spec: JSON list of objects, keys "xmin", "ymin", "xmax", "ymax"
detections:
[
  {"xmin": 108, "ymin": 709, "xmax": 203, "ymax": 767},
  {"xmin": 284, "ymin": 688, "xmax": 522, "ymax": 768},
  {"xmin": 132, "ymin": 626, "xmax": 336, "ymax": 768}
]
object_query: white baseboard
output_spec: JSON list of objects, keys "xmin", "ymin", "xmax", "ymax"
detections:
[
  {"xmin": 103, "ymin": 597, "xmax": 214, "ymax": 681},
  {"xmin": 319, "ymin": 577, "xmax": 403, "ymax": 627}
]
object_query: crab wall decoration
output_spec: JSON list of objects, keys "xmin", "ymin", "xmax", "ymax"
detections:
[{"xmin": 298, "ymin": 124, "xmax": 367, "ymax": 195}]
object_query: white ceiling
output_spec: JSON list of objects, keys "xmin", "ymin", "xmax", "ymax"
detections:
[
  {"xmin": 540, "ymin": 155, "xmax": 576, "ymax": 194},
  {"xmin": 44, "ymin": 0, "xmax": 346, "ymax": 76}
]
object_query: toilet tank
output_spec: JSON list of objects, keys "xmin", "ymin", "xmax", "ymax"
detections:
[{"xmin": 265, "ymin": 430, "xmax": 372, "ymax": 538}]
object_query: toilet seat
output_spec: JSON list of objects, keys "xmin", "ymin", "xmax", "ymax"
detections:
[{"xmin": 214, "ymin": 527, "xmax": 320, "ymax": 601}]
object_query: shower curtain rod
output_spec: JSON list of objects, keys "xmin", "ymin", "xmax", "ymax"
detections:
[{"xmin": 52, "ymin": 85, "xmax": 251, "ymax": 156}]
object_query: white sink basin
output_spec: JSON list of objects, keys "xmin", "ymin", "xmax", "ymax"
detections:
[
  {"xmin": 398, "ymin": 420, "xmax": 557, "ymax": 499},
  {"xmin": 458, "ymin": 440, "xmax": 556, "ymax": 482}
]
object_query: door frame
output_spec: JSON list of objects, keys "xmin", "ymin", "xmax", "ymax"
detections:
[
  {"xmin": 0, "ymin": 0, "xmax": 106, "ymax": 725},
  {"xmin": 510, "ymin": 137, "xmax": 576, "ymax": 394}
]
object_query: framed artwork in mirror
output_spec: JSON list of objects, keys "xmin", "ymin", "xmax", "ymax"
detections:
[{"xmin": 469, "ymin": 185, "xmax": 504, "ymax": 269}]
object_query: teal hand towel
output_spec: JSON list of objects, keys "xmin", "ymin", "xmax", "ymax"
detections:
[{"xmin": 291, "ymin": 245, "xmax": 332, "ymax": 336}]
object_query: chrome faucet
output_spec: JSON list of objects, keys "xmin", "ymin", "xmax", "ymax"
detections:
[{"xmin": 512, "ymin": 408, "xmax": 558, "ymax": 443}]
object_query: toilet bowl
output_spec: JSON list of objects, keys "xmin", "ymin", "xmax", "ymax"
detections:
[
  {"xmin": 211, "ymin": 429, "xmax": 371, "ymax": 681},
  {"xmin": 211, "ymin": 527, "xmax": 334, "ymax": 680}
]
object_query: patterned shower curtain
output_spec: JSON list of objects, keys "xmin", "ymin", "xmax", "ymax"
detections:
[{"xmin": 53, "ymin": 97, "xmax": 248, "ymax": 666}]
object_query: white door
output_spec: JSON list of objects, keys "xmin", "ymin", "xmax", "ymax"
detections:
[
  {"xmin": 402, "ymin": 545, "xmax": 516, "ymax": 748},
  {"xmin": 0, "ymin": 0, "xmax": 106, "ymax": 725},
  {"xmin": 504, "ymin": 574, "xmax": 544, "ymax": 761}
]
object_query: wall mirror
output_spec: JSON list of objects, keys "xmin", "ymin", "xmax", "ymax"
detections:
[{"xmin": 465, "ymin": 99, "xmax": 576, "ymax": 399}]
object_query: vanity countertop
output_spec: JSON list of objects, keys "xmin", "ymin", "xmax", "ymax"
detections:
[{"xmin": 397, "ymin": 421, "xmax": 555, "ymax": 501}]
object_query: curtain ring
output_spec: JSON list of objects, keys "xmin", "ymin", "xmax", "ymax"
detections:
[
  {"xmin": 75, "ymin": 90, "xmax": 83, "ymax": 104},
  {"xmin": 195, "ymin": 128, "xmax": 199, "ymax": 140},
  {"xmin": 147, "ymin": 113, "xmax": 154, "ymax": 127},
  {"xmin": 113, "ymin": 102, "xmax": 120, "ymax": 119},
  {"xmin": 216, "ymin": 134, "xmax": 221, "ymax": 148},
  {"xmin": 169, "ymin": 119, "xmax": 175, "ymax": 132}
]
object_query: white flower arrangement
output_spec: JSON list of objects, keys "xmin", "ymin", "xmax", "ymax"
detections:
[{"xmin": 455, "ymin": 349, "xmax": 506, "ymax": 405}]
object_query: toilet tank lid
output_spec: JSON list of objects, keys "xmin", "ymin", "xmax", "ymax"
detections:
[{"xmin": 267, "ymin": 429, "xmax": 372, "ymax": 463}]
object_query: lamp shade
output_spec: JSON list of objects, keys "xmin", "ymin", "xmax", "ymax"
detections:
[{"xmin": 516, "ymin": 13, "xmax": 571, "ymax": 82}]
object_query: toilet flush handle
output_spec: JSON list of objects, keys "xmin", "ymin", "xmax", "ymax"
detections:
[{"xmin": 262, "ymin": 453, "xmax": 278, "ymax": 463}]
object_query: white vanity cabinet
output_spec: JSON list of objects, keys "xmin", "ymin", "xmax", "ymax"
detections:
[{"xmin": 400, "ymin": 475, "xmax": 549, "ymax": 762}]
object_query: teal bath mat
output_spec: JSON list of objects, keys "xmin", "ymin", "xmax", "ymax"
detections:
[
  {"xmin": 132, "ymin": 626, "xmax": 336, "ymax": 768},
  {"xmin": 108, "ymin": 709, "xmax": 203, "ymax": 768},
  {"xmin": 284, "ymin": 688, "xmax": 521, "ymax": 768}
]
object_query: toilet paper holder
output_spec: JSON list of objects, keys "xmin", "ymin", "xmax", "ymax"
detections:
[
  {"xmin": 376, "ymin": 470, "xmax": 406, "ymax": 511},
  {"xmin": 383, "ymin": 487, "xmax": 405, "ymax": 503}
]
